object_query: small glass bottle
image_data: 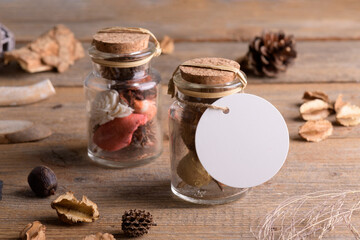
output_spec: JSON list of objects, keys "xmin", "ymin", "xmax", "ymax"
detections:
[
  {"xmin": 169, "ymin": 57, "xmax": 249, "ymax": 204},
  {"xmin": 84, "ymin": 27, "xmax": 162, "ymax": 168}
]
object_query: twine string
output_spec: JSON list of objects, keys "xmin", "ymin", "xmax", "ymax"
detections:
[
  {"xmin": 91, "ymin": 27, "xmax": 161, "ymax": 68},
  {"xmin": 168, "ymin": 63, "xmax": 248, "ymax": 112}
]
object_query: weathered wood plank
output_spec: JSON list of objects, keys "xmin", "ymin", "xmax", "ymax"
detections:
[
  {"xmin": 2, "ymin": 0, "xmax": 360, "ymax": 42},
  {"xmin": 1, "ymin": 41, "xmax": 360, "ymax": 87},
  {"xmin": 1, "ymin": 83, "xmax": 360, "ymax": 239}
]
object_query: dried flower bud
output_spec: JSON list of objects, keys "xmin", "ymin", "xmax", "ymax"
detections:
[
  {"xmin": 51, "ymin": 192, "xmax": 99, "ymax": 224},
  {"xmin": 82, "ymin": 233, "xmax": 115, "ymax": 240},
  {"xmin": 299, "ymin": 99, "xmax": 332, "ymax": 121},
  {"xmin": 177, "ymin": 151, "xmax": 212, "ymax": 187},
  {"xmin": 334, "ymin": 94, "xmax": 360, "ymax": 127},
  {"xmin": 334, "ymin": 94, "xmax": 347, "ymax": 112},
  {"xmin": 303, "ymin": 91, "xmax": 330, "ymax": 103},
  {"xmin": 19, "ymin": 221, "xmax": 46, "ymax": 240},
  {"xmin": 336, "ymin": 104, "xmax": 360, "ymax": 127},
  {"xmin": 28, "ymin": 166, "xmax": 57, "ymax": 197},
  {"xmin": 160, "ymin": 35, "xmax": 174, "ymax": 54},
  {"xmin": 299, "ymin": 120, "xmax": 333, "ymax": 142}
]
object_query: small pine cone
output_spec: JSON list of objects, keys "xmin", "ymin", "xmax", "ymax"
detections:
[
  {"xmin": 122, "ymin": 209, "xmax": 156, "ymax": 237},
  {"xmin": 239, "ymin": 30, "xmax": 297, "ymax": 77}
]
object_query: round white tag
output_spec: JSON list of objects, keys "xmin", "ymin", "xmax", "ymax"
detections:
[{"xmin": 195, "ymin": 93, "xmax": 289, "ymax": 188}]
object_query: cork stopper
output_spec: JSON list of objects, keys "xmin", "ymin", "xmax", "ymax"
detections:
[
  {"xmin": 92, "ymin": 32, "xmax": 150, "ymax": 54},
  {"xmin": 179, "ymin": 57, "xmax": 240, "ymax": 85}
]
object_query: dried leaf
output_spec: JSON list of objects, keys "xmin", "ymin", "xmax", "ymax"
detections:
[
  {"xmin": 160, "ymin": 35, "xmax": 174, "ymax": 54},
  {"xmin": 334, "ymin": 94, "xmax": 347, "ymax": 113},
  {"xmin": 336, "ymin": 103, "xmax": 360, "ymax": 127},
  {"xmin": 299, "ymin": 120, "xmax": 333, "ymax": 142},
  {"xmin": 19, "ymin": 221, "xmax": 46, "ymax": 240},
  {"xmin": 299, "ymin": 99, "xmax": 332, "ymax": 121},
  {"xmin": 51, "ymin": 191, "xmax": 99, "ymax": 224},
  {"xmin": 303, "ymin": 91, "xmax": 330, "ymax": 103},
  {"xmin": 4, "ymin": 24, "xmax": 84, "ymax": 73},
  {"xmin": 83, "ymin": 233, "xmax": 115, "ymax": 240}
]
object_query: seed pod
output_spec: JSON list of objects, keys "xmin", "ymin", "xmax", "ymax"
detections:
[
  {"xmin": 28, "ymin": 166, "xmax": 57, "ymax": 197},
  {"xmin": 177, "ymin": 151, "xmax": 212, "ymax": 187}
]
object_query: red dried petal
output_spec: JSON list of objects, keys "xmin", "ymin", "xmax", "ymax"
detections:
[{"xmin": 93, "ymin": 114, "xmax": 147, "ymax": 151}]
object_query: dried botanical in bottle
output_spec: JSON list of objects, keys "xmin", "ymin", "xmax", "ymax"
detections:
[
  {"xmin": 177, "ymin": 151, "xmax": 212, "ymax": 187},
  {"xmin": 85, "ymin": 27, "xmax": 162, "ymax": 168},
  {"xmin": 169, "ymin": 57, "xmax": 249, "ymax": 204},
  {"xmin": 28, "ymin": 166, "xmax": 57, "ymax": 197}
]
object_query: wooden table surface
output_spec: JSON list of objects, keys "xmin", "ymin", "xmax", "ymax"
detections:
[{"xmin": 1, "ymin": 1, "xmax": 360, "ymax": 239}]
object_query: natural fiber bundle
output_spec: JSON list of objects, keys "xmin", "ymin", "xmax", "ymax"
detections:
[{"xmin": 253, "ymin": 190, "xmax": 360, "ymax": 239}]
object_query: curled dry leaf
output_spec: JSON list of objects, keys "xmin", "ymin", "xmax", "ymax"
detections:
[
  {"xmin": 303, "ymin": 91, "xmax": 330, "ymax": 103},
  {"xmin": 19, "ymin": 221, "xmax": 46, "ymax": 240},
  {"xmin": 51, "ymin": 191, "xmax": 99, "ymax": 224},
  {"xmin": 83, "ymin": 233, "xmax": 115, "ymax": 240},
  {"xmin": 160, "ymin": 35, "xmax": 174, "ymax": 54},
  {"xmin": 300, "ymin": 99, "xmax": 332, "ymax": 121},
  {"xmin": 299, "ymin": 119, "xmax": 333, "ymax": 142}
]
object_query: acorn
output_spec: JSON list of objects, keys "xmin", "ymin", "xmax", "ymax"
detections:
[
  {"xmin": 28, "ymin": 166, "xmax": 57, "ymax": 197},
  {"xmin": 177, "ymin": 151, "xmax": 212, "ymax": 188}
]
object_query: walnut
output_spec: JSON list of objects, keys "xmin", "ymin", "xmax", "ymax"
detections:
[
  {"xmin": 82, "ymin": 233, "xmax": 115, "ymax": 240},
  {"xmin": 51, "ymin": 192, "xmax": 99, "ymax": 224},
  {"xmin": 298, "ymin": 120, "xmax": 333, "ymax": 142},
  {"xmin": 299, "ymin": 99, "xmax": 332, "ymax": 121},
  {"xmin": 19, "ymin": 221, "xmax": 46, "ymax": 240},
  {"xmin": 303, "ymin": 91, "xmax": 330, "ymax": 103}
]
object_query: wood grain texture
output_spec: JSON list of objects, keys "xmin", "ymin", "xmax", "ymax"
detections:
[
  {"xmin": 1, "ymin": 41, "xmax": 360, "ymax": 87},
  {"xmin": 2, "ymin": 0, "xmax": 360, "ymax": 42},
  {"xmin": 0, "ymin": 83, "xmax": 360, "ymax": 239}
]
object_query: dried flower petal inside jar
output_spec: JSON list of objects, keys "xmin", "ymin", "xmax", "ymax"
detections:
[
  {"xmin": 84, "ymin": 27, "xmax": 162, "ymax": 168},
  {"xmin": 168, "ymin": 57, "xmax": 249, "ymax": 204}
]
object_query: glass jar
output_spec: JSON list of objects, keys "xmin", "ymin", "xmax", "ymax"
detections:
[
  {"xmin": 169, "ymin": 60, "xmax": 249, "ymax": 204},
  {"xmin": 84, "ymin": 34, "xmax": 162, "ymax": 168}
]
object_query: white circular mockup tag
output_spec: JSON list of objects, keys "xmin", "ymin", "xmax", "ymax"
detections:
[{"xmin": 195, "ymin": 93, "xmax": 289, "ymax": 188}]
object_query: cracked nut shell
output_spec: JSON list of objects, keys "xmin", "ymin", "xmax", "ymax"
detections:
[
  {"xmin": 51, "ymin": 191, "xmax": 99, "ymax": 224},
  {"xmin": 19, "ymin": 221, "xmax": 46, "ymax": 240},
  {"xmin": 28, "ymin": 166, "xmax": 57, "ymax": 197}
]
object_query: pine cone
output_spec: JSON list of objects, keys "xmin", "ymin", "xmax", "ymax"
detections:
[
  {"xmin": 122, "ymin": 209, "xmax": 156, "ymax": 237},
  {"xmin": 239, "ymin": 31, "xmax": 297, "ymax": 77}
]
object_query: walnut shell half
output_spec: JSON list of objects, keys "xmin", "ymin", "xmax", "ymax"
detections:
[
  {"xmin": 19, "ymin": 221, "xmax": 46, "ymax": 240},
  {"xmin": 51, "ymin": 191, "xmax": 99, "ymax": 224}
]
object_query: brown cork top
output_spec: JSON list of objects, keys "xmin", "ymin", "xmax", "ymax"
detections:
[
  {"xmin": 179, "ymin": 57, "xmax": 240, "ymax": 85},
  {"xmin": 92, "ymin": 32, "xmax": 150, "ymax": 54}
]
